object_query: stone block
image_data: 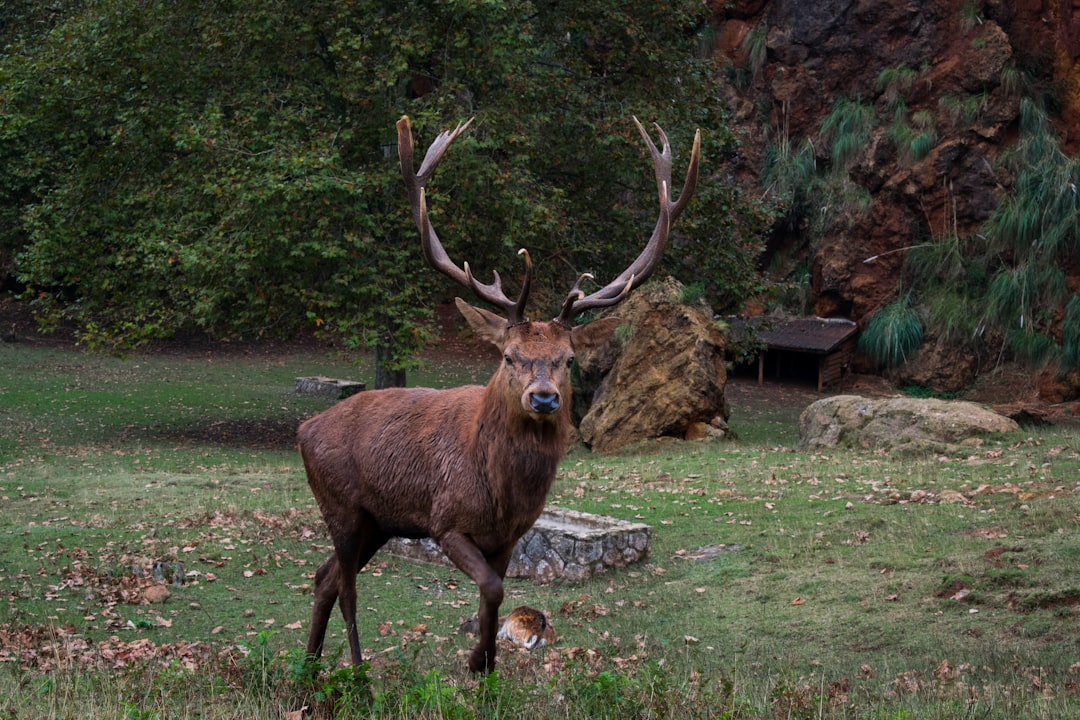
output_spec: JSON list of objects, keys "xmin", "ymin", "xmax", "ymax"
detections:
[{"xmin": 382, "ymin": 507, "xmax": 652, "ymax": 583}]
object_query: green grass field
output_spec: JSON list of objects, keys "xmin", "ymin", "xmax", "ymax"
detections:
[{"xmin": 1, "ymin": 340, "xmax": 1078, "ymax": 718}]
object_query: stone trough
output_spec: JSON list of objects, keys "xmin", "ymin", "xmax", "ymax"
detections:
[
  {"xmin": 384, "ymin": 507, "xmax": 652, "ymax": 584},
  {"xmin": 295, "ymin": 376, "xmax": 365, "ymax": 399}
]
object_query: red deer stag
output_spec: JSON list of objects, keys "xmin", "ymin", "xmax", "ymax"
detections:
[{"xmin": 299, "ymin": 115, "xmax": 700, "ymax": 673}]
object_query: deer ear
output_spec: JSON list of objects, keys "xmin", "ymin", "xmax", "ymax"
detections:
[
  {"xmin": 570, "ymin": 317, "xmax": 623, "ymax": 353},
  {"xmin": 455, "ymin": 297, "xmax": 508, "ymax": 348}
]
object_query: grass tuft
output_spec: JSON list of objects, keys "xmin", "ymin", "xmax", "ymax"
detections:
[{"xmin": 858, "ymin": 292, "xmax": 924, "ymax": 368}]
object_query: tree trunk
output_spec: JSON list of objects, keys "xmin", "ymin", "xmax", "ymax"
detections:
[
  {"xmin": 374, "ymin": 342, "xmax": 407, "ymax": 389},
  {"xmin": 374, "ymin": 315, "xmax": 407, "ymax": 389}
]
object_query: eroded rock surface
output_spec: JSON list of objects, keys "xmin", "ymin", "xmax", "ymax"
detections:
[{"xmin": 576, "ymin": 277, "xmax": 728, "ymax": 453}]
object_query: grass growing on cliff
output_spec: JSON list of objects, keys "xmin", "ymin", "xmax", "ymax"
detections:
[
  {"xmin": 762, "ymin": 95, "xmax": 875, "ymax": 256},
  {"xmin": 902, "ymin": 94, "xmax": 1080, "ymax": 375},
  {"xmin": 857, "ymin": 291, "xmax": 924, "ymax": 368},
  {"xmin": 819, "ymin": 97, "xmax": 875, "ymax": 173},
  {"xmin": 2, "ymin": 342, "xmax": 1080, "ymax": 719}
]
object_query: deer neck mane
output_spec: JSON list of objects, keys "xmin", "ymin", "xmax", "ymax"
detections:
[{"xmin": 476, "ymin": 377, "xmax": 569, "ymax": 472}]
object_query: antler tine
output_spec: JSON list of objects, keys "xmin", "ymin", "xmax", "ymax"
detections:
[
  {"xmin": 635, "ymin": 117, "xmax": 701, "ymax": 224},
  {"xmin": 510, "ymin": 249, "xmax": 533, "ymax": 325},
  {"xmin": 398, "ymin": 115, "xmax": 531, "ymax": 325},
  {"xmin": 555, "ymin": 272, "xmax": 595, "ymax": 327},
  {"xmin": 556, "ymin": 119, "xmax": 701, "ymax": 325}
]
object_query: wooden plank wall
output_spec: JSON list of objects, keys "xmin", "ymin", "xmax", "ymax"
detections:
[{"xmin": 816, "ymin": 338, "xmax": 858, "ymax": 390}]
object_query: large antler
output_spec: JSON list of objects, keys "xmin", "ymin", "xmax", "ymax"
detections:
[
  {"xmin": 397, "ymin": 115, "xmax": 532, "ymax": 325},
  {"xmin": 555, "ymin": 118, "xmax": 701, "ymax": 326}
]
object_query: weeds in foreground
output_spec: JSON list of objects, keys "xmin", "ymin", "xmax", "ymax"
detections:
[{"xmin": 3, "ymin": 637, "xmax": 1078, "ymax": 719}]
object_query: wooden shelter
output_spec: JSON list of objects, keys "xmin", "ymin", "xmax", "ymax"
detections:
[{"xmin": 729, "ymin": 316, "xmax": 859, "ymax": 391}]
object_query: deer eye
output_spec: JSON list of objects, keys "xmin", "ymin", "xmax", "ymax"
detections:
[
  {"xmin": 566, "ymin": 356, "xmax": 575, "ymax": 369},
  {"xmin": 504, "ymin": 354, "xmax": 513, "ymax": 367}
]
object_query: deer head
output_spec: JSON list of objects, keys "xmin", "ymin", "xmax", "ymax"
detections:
[{"xmin": 396, "ymin": 115, "xmax": 700, "ymax": 422}]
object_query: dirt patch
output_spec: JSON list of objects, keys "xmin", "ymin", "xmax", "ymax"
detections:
[{"xmin": 136, "ymin": 417, "xmax": 305, "ymax": 450}]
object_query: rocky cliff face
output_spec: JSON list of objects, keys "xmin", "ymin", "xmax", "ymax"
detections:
[{"xmin": 710, "ymin": 0, "xmax": 1080, "ymax": 397}]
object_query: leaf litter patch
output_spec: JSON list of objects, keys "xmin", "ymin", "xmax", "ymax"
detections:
[
  {"xmin": 0, "ymin": 621, "xmax": 246, "ymax": 674},
  {"xmin": 1, "ymin": 506, "xmax": 326, "ymax": 673}
]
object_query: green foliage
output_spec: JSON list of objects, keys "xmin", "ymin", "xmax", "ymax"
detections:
[
  {"xmin": 999, "ymin": 63, "xmax": 1028, "ymax": 97},
  {"xmin": 612, "ymin": 321, "xmax": 635, "ymax": 349},
  {"xmin": 898, "ymin": 93, "xmax": 1080, "ymax": 374},
  {"xmin": 762, "ymin": 131, "xmax": 817, "ymax": 226},
  {"xmin": 769, "ymin": 261, "xmax": 812, "ymax": 315},
  {"xmin": 371, "ymin": 665, "xmax": 470, "ymax": 719},
  {"xmin": 977, "ymin": 97, "xmax": 1080, "ymax": 369},
  {"xmin": 679, "ymin": 282, "xmax": 706, "ymax": 305},
  {"xmin": 899, "ymin": 384, "xmax": 962, "ymax": 400},
  {"xmin": 313, "ymin": 665, "xmax": 372, "ymax": 715},
  {"xmin": 819, "ymin": 96, "xmax": 875, "ymax": 172},
  {"xmin": 901, "ymin": 231, "xmax": 987, "ymax": 353},
  {"xmin": 762, "ymin": 97, "xmax": 875, "ymax": 249},
  {"xmin": 877, "ymin": 64, "xmax": 917, "ymax": 105},
  {"xmin": 858, "ymin": 292, "xmax": 923, "ymax": 368},
  {"xmin": 1, "ymin": 0, "xmax": 767, "ymax": 360},
  {"xmin": 1063, "ymin": 296, "xmax": 1080, "ymax": 370},
  {"xmin": 741, "ymin": 23, "xmax": 768, "ymax": 82},
  {"xmin": 908, "ymin": 130, "xmax": 937, "ymax": 161},
  {"xmin": 560, "ymin": 666, "xmax": 654, "ymax": 718},
  {"xmin": 878, "ymin": 71, "xmax": 942, "ymax": 175},
  {"xmin": 886, "ymin": 102, "xmax": 937, "ymax": 166},
  {"xmin": 938, "ymin": 92, "xmax": 988, "ymax": 125}
]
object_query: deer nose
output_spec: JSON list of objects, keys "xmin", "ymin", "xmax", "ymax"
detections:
[{"xmin": 529, "ymin": 392, "xmax": 560, "ymax": 414}]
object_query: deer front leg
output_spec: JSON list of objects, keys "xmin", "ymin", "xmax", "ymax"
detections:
[{"xmin": 439, "ymin": 533, "xmax": 510, "ymax": 673}]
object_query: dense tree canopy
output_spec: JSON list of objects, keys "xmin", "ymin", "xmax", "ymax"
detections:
[{"xmin": 0, "ymin": 0, "xmax": 771, "ymax": 372}]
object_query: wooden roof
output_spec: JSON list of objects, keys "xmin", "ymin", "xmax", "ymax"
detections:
[{"xmin": 729, "ymin": 316, "xmax": 858, "ymax": 355}]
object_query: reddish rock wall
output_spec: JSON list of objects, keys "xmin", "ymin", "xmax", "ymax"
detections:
[{"xmin": 710, "ymin": 0, "xmax": 1080, "ymax": 396}]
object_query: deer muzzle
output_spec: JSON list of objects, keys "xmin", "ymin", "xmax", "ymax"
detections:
[{"xmin": 528, "ymin": 391, "xmax": 560, "ymax": 415}]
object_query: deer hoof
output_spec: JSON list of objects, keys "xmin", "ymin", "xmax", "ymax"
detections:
[{"xmin": 468, "ymin": 645, "xmax": 495, "ymax": 674}]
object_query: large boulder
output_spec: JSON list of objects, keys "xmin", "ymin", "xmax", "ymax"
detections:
[
  {"xmin": 799, "ymin": 395, "xmax": 1020, "ymax": 455},
  {"xmin": 576, "ymin": 277, "xmax": 728, "ymax": 453}
]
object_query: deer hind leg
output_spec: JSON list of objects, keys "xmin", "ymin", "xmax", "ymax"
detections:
[
  {"xmin": 307, "ymin": 528, "xmax": 387, "ymax": 667},
  {"xmin": 439, "ymin": 533, "xmax": 512, "ymax": 674},
  {"xmin": 306, "ymin": 555, "xmax": 340, "ymax": 660}
]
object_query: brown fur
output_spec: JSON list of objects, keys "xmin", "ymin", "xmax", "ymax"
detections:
[
  {"xmin": 299, "ymin": 300, "xmax": 619, "ymax": 673},
  {"xmin": 497, "ymin": 606, "xmax": 556, "ymax": 650}
]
